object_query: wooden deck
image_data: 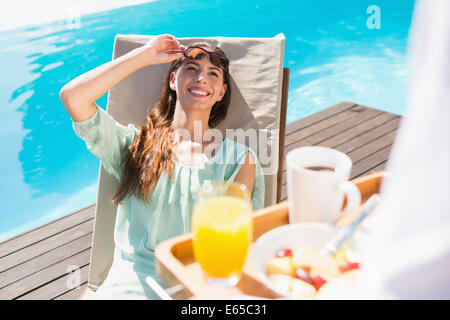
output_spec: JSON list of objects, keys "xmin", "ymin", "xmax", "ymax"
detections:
[{"xmin": 0, "ymin": 102, "xmax": 401, "ymax": 300}]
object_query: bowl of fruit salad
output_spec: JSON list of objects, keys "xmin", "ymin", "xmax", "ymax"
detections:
[{"xmin": 251, "ymin": 223, "xmax": 367, "ymax": 299}]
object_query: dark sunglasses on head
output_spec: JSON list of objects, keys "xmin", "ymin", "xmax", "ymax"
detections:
[{"xmin": 183, "ymin": 46, "xmax": 229, "ymax": 70}]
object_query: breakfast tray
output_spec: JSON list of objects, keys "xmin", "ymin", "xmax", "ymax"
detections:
[{"xmin": 155, "ymin": 171, "xmax": 385, "ymax": 299}]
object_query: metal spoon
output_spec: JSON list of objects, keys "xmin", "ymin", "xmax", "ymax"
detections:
[{"xmin": 320, "ymin": 193, "xmax": 381, "ymax": 256}]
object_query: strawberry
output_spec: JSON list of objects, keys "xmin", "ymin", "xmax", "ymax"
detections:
[
  {"xmin": 276, "ymin": 248, "xmax": 293, "ymax": 258},
  {"xmin": 339, "ymin": 261, "xmax": 360, "ymax": 272},
  {"xmin": 294, "ymin": 267, "xmax": 314, "ymax": 285},
  {"xmin": 312, "ymin": 275, "xmax": 327, "ymax": 291}
]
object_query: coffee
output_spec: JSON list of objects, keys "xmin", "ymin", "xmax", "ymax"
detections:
[{"xmin": 304, "ymin": 166, "xmax": 335, "ymax": 173}]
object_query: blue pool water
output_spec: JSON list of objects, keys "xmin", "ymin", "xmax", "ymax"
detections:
[{"xmin": 0, "ymin": 0, "xmax": 416, "ymax": 241}]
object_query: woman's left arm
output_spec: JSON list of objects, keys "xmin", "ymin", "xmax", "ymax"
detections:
[{"xmin": 233, "ymin": 152, "xmax": 255, "ymax": 196}]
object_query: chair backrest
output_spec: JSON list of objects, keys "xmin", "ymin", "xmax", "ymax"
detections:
[{"xmin": 87, "ymin": 34, "xmax": 287, "ymax": 290}]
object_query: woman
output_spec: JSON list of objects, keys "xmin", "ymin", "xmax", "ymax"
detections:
[{"xmin": 60, "ymin": 34, "xmax": 265, "ymax": 299}]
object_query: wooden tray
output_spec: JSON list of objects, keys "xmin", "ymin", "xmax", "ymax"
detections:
[{"xmin": 155, "ymin": 171, "xmax": 385, "ymax": 299}]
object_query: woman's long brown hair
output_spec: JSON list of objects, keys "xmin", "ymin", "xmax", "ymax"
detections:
[{"xmin": 112, "ymin": 45, "xmax": 231, "ymax": 205}]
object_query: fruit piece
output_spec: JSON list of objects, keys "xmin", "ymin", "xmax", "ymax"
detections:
[
  {"xmin": 291, "ymin": 278, "xmax": 317, "ymax": 299},
  {"xmin": 310, "ymin": 267, "xmax": 335, "ymax": 281},
  {"xmin": 309, "ymin": 268, "xmax": 330, "ymax": 291},
  {"xmin": 309, "ymin": 268, "xmax": 329, "ymax": 279},
  {"xmin": 333, "ymin": 246, "xmax": 348, "ymax": 265},
  {"xmin": 276, "ymin": 248, "xmax": 293, "ymax": 258},
  {"xmin": 345, "ymin": 249, "xmax": 361, "ymax": 263},
  {"xmin": 294, "ymin": 267, "xmax": 314, "ymax": 286},
  {"xmin": 266, "ymin": 257, "xmax": 293, "ymax": 276},
  {"xmin": 293, "ymin": 246, "xmax": 315, "ymax": 257},
  {"xmin": 301, "ymin": 266, "xmax": 311, "ymax": 272},
  {"xmin": 268, "ymin": 274, "xmax": 292, "ymax": 296},
  {"xmin": 316, "ymin": 270, "xmax": 360, "ymax": 299},
  {"xmin": 312, "ymin": 275, "xmax": 327, "ymax": 291},
  {"xmin": 293, "ymin": 247, "xmax": 340, "ymax": 276},
  {"xmin": 338, "ymin": 262, "xmax": 360, "ymax": 272}
]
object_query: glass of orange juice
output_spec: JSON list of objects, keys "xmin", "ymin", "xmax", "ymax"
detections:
[{"xmin": 192, "ymin": 181, "xmax": 253, "ymax": 286}]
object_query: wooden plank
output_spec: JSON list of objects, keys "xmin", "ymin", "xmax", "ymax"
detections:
[
  {"xmin": 0, "ymin": 204, "xmax": 95, "ymax": 258},
  {"xmin": 356, "ymin": 161, "xmax": 388, "ymax": 178},
  {"xmin": 284, "ymin": 106, "xmax": 383, "ymax": 156},
  {"xmin": 0, "ymin": 219, "xmax": 94, "ymax": 273},
  {"xmin": 285, "ymin": 104, "xmax": 366, "ymax": 147},
  {"xmin": 0, "ymin": 249, "xmax": 91, "ymax": 300},
  {"xmin": 285, "ymin": 101, "xmax": 357, "ymax": 135},
  {"xmin": 351, "ymin": 145, "xmax": 393, "ymax": 179},
  {"xmin": 284, "ymin": 105, "xmax": 381, "ymax": 154},
  {"xmin": 53, "ymin": 282, "xmax": 88, "ymax": 300},
  {"xmin": 347, "ymin": 130, "xmax": 397, "ymax": 164},
  {"xmin": 318, "ymin": 112, "xmax": 399, "ymax": 149},
  {"xmin": 0, "ymin": 233, "xmax": 92, "ymax": 289},
  {"xmin": 335, "ymin": 117, "xmax": 400, "ymax": 154},
  {"xmin": 16, "ymin": 265, "xmax": 90, "ymax": 300},
  {"xmin": 297, "ymin": 107, "xmax": 385, "ymax": 146}
]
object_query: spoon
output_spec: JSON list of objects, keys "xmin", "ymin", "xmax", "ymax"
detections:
[{"xmin": 319, "ymin": 193, "xmax": 381, "ymax": 256}]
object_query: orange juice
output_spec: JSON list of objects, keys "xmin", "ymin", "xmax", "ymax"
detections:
[{"xmin": 192, "ymin": 196, "xmax": 253, "ymax": 278}]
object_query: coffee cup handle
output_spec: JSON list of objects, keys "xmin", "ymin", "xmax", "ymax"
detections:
[{"xmin": 337, "ymin": 181, "xmax": 362, "ymax": 219}]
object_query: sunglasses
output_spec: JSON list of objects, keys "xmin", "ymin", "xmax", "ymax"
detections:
[{"xmin": 183, "ymin": 46, "xmax": 229, "ymax": 70}]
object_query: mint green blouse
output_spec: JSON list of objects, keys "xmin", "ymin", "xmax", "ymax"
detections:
[{"xmin": 73, "ymin": 107, "xmax": 265, "ymax": 299}]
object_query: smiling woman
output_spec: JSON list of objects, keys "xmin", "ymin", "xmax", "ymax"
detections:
[{"xmin": 60, "ymin": 34, "xmax": 265, "ymax": 299}]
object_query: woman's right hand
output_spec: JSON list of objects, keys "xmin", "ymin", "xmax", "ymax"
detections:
[
  {"xmin": 137, "ymin": 34, "xmax": 185, "ymax": 66},
  {"xmin": 60, "ymin": 34, "xmax": 185, "ymax": 122}
]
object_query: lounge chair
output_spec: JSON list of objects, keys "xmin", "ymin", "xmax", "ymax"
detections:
[{"xmin": 80, "ymin": 34, "xmax": 288, "ymax": 299}]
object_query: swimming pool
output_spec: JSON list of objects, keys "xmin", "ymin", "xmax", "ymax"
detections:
[{"xmin": 0, "ymin": 0, "xmax": 415, "ymax": 241}]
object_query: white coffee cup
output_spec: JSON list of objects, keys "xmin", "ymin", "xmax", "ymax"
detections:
[{"xmin": 286, "ymin": 146, "xmax": 361, "ymax": 224}]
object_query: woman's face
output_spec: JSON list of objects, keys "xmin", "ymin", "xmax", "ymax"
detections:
[{"xmin": 169, "ymin": 54, "xmax": 227, "ymax": 111}]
